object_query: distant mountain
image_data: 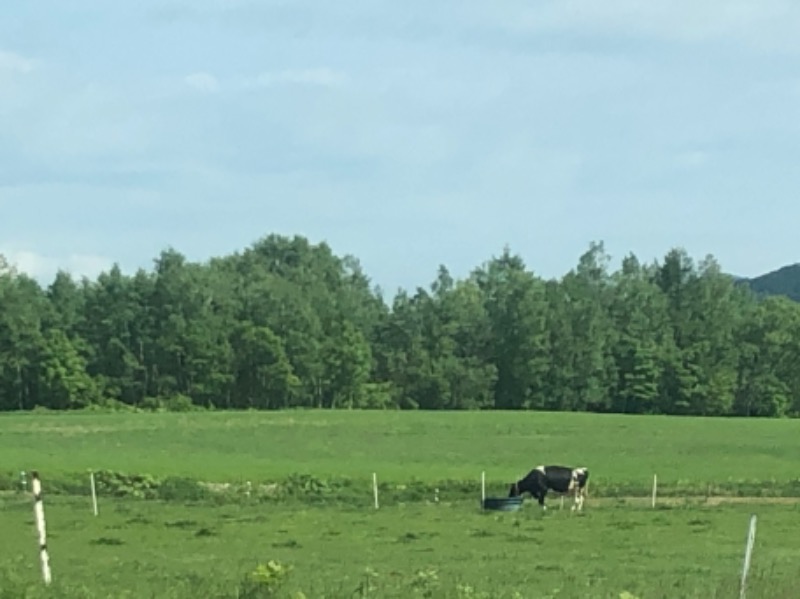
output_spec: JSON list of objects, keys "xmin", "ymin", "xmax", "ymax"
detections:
[{"xmin": 737, "ymin": 264, "xmax": 800, "ymax": 302}]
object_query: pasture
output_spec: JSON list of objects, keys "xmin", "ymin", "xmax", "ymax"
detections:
[{"xmin": 1, "ymin": 410, "xmax": 800, "ymax": 597}]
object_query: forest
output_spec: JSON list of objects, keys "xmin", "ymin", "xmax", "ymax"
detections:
[{"xmin": 1, "ymin": 235, "xmax": 798, "ymax": 417}]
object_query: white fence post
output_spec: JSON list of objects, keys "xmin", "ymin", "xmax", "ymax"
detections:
[
  {"xmin": 481, "ymin": 471, "xmax": 486, "ymax": 508},
  {"xmin": 31, "ymin": 471, "xmax": 52, "ymax": 585},
  {"xmin": 372, "ymin": 472, "xmax": 379, "ymax": 509},
  {"xmin": 651, "ymin": 474, "xmax": 658, "ymax": 508},
  {"xmin": 90, "ymin": 471, "xmax": 99, "ymax": 516},
  {"xmin": 739, "ymin": 514, "xmax": 757, "ymax": 599}
]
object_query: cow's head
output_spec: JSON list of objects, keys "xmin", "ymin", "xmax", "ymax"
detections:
[
  {"xmin": 508, "ymin": 481, "xmax": 521, "ymax": 498},
  {"xmin": 508, "ymin": 479, "xmax": 529, "ymax": 498}
]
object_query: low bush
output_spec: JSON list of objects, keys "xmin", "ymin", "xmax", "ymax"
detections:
[{"xmin": 6, "ymin": 468, "xmax": 800, "ymax": 507}]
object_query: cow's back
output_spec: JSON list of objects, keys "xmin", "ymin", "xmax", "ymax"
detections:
[{"xmin": 542, "ymin": 465, "xmax": 574, "ymax": 493}]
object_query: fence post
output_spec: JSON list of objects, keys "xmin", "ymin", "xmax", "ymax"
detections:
[
  {"xmin": 372, "ymin": 472, "xmax": 379, "ymax": 509},
  {"xmin": 480, "ymin": 471, "xmax": 486, "ymax": 509},
  {"xmin": 739, "ymin": 514, "xmax": 757, "ymax": 599},
  {"xmin": 651, "ymin": 474, "xmax": 658, "ymax": 508},
  {"xmin": 90, "ymin": 471, "xmax": 99, "ymax": 516},
  {"xmin": 31, "ymin": 471, "xmax": 52, "ymax": 585}
]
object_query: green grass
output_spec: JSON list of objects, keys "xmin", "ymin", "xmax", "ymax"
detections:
[
  {"xmin": 2, "ymin": 409, "xmax": 799, "ymax": 596},
  {"xmin": 1, "ymin": 410, "xmax": 799, "ymax": 496},
  {"xmin": 1, "ymin": 495, "xmax": 798, "ymax": 598}
]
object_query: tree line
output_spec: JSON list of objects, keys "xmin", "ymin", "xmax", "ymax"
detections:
[{"xmin": 1, "ymin": 235, "xmax": 798, "ymax": 416}]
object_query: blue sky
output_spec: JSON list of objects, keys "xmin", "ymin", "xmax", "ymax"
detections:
[{"xmin": 2, "ymin": 1, "xmax": 799, "ymax": 294}]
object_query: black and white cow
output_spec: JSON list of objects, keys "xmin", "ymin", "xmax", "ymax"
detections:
[{"xmin": 508, "ymin": 465, "xmax": 589, "ymax": 511}]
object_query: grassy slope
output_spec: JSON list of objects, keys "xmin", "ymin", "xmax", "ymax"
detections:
[{"xmin": 1, "ymin": 409, "xmax": 798, "ymax": 488}]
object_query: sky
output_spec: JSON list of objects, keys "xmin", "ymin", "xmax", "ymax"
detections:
[{"xmin": 2, "ymin": 1, "xmax": 799, "ymax": 294}]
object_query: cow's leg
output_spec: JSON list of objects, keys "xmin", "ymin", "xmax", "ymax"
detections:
[
  {"xmin": 569, "ymin": 476, "xmax": 579, "ymax": 511},
  {"xmin": 573, "ymin": 488, "xmax": 585, "ymax": 512},
  {"xmin": 538, "ymin": 490, "xmax": 548, "ymax": 511}
]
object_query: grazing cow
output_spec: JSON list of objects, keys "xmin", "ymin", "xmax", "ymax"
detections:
[{"xmin": 508, "ymin": 465, "xmax": 589, "ymax": 511}]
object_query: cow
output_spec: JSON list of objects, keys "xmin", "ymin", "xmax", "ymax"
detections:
[{"xmin": 508, "ymin": 465, "xmax": 589, "ymax": 511}]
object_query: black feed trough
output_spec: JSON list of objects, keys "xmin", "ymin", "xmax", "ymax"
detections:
[{"xmin": 482, "ymin": 496, "xmax": 524, "ymax": 511}]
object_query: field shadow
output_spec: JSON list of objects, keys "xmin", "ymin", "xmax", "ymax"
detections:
[
  {"xmin": 165, "ymin": 519, "xmax": 198, "ymax": 529},
  {"xmin": 687, "ymin": 517, "xmax": 712, "ymax": 533},
  {"xmin": 195, "ymin": 527, "xmax": 218, "ymax": 537},
  {"xmin": 91, "ymin": 537, "xmax": 124, "ymax": 546},
  {"xmin": 533, "ymin": 563, "xmax": 566, "ymax": 573},
  {"xmin": 220, "ymin": 514, "xmax": 267, "ymax": 524},
  {"xmin": 126, "ymin": 514, "xmax": 152, "ymax": 525},
  {"xmin": 507, "ymin": 533, "xmax": 538, "ymax": 543},
  {"xmin": 397, "ymin": 531, "xmax": 439, "ymax": 543},
  {"xmin": 469, "ymin": 529, "xmax": 493, "ymax": 538}
]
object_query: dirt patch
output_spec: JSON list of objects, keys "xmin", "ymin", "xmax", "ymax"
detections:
[
  {"xmin": 703, "ymin": 496, "xmax": 798, "ymax": 506},
  {"xmin": 583, "ymin": 496, "xmax": 800, "ymax": 507}
]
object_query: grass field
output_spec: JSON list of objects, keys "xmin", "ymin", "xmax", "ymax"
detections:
[
  {"xmin": 1, "ymin": 409, "xmax": 799, "ymax": 597},
  {"xmin": 2, "ymin": 410, "xmax": 799, "ymax": 489},
  {"xmin": 1, "ymin": 495, "xmax": 799, "ymax": 598}
]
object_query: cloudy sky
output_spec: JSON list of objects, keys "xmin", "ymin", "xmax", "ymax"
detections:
[{"xmin": 2, "ymin": 1, "xmax": 799, "ymax": 293}]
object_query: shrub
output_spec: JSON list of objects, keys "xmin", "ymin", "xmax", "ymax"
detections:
[
  {"xmin": 158, "ymin": 476, "xmax": 209, "ymax": 502},
  {"xmin": 93, "ymin": 470, "xmax": 160, "ymax": 499},
  {"xmin": 236, "ymin": 561, "xmax": 293, "ymax": 598},
  {"xmin": 164, "ymin": 394, "xmax": 197, "ymax": 412}
]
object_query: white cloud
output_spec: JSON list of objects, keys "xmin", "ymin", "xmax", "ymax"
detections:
[
  {"xmin": 0, "ymin": 248, "xmax": 113, "ymax": 283},
  {"xmin": 0, "ymin": 50, "xmax": 35, "ymax": 73},
  {"xmin": 247, "ymin": 68, "xmax": 346, "ymax": 89},
  {"xmin": 184, "ymin": 71, "xmax": 219, "ymax": 92}
]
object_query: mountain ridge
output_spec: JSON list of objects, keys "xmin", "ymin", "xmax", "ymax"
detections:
[{"xmin": 736, "ymin": 263, "xmax": 800, "ymax": 302}]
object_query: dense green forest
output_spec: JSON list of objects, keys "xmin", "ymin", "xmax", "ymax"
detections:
[{"xmin": 1, "ymin": 236, "xmax": 798, "ymax": 417}]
